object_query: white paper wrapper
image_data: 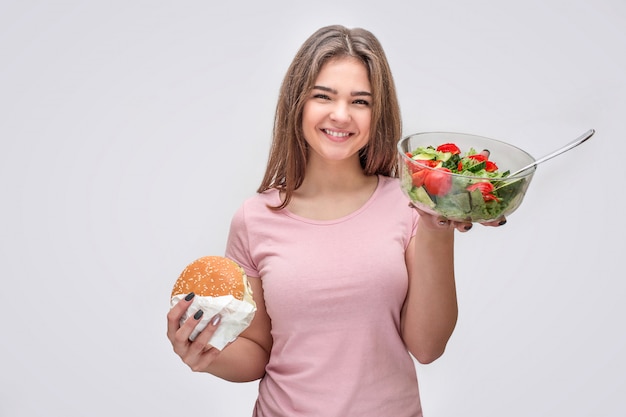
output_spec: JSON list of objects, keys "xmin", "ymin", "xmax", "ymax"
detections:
[{"xmin": 171, "ymin": 293, "xmax": 256, "ymax": 350}]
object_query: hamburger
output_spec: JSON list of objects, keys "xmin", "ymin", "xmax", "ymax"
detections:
[{"xmin": 171, "ymin": 256, "xmax": 256, "ymax": 350}]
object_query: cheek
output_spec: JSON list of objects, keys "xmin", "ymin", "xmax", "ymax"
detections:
[
  {"xmin": 357, "ymin": 113, "xmax": 372, "ymax": 134},
  {"xmin": 301, "ymin": 105, "xmax": 318, "ymax": 130}
]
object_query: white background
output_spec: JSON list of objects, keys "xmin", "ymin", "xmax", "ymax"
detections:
[{"xmin": 1, "ymin": 1, "xmax": 625, "ymax": 416}]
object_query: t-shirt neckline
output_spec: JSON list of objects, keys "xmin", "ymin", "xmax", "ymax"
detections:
[{"xmin": 274, "ymin": 175, "xmax": 384, "ymax": 225}]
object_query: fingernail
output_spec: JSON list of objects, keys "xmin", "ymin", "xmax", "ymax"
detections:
[
  {"xmin": 498, "ymin": 219, "xmax": 507, "ymax": 226},
  {"xmin": 211, "ymin": 314, "xmax": 221, "ymax": 326},
  {"xmin": 193, "ymin": 309, "xmax": 204, "ymax": 320},
  {"xmin": 184, "ymin": 292, "xmax": 195, "ymax": 301},
  {"xmin": 464, "ymin": 224, "xmax": 473, "ymax": 231}
]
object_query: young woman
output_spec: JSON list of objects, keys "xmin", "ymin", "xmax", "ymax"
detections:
[{"xmin": 167, "ymin": 24, "xmax": 504, "ymax": 417}]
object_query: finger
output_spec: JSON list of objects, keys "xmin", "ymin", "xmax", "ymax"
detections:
[
  {"xmin": 179, "ymin": 313, "xmax": 224, "ymax": 373},
  {"xmin": 454, "ymin": 222, "xmax": 473, "ymax": 232},
  {"xmin": 175, "ymin": 308, "xmax": 206, "ymax": 347},
  {"xmin": 166, "ymin": 292, "xmax": 196, "ymax": 340},
  {"xmin": 170, "ymin": 310, "xmax": 208, "ymax": 361},
  {"xmin": 414, "ymin": 206, "xmax": 463, "ymax": 231},
  {"xmin": 481, "ymin": 216, "xmax": 507, "ymax": 227},
  {"xmin": 188, "ymin": 314, "xmax": 222, "ymax": 354},
  {"xmin": 425, "ymin": 213, "xmax": 452, "ymax": 230}
]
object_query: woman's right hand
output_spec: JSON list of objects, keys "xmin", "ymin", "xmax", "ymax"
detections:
[
  {"xmin": 167, "ymin": 277, "xmax": 272, "ymax": 382},
  {"xmin": 166, "ymin": 293, "xmax": 224, "ymax": 372}
]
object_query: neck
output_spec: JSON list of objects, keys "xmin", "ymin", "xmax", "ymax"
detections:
[
  {"xmin": 285, "ymin": 157, "xmax": 379, "ymax": 220},
  {"xmin": 299, "ymin": 156, "xmax": 368, "ymax": 195}
]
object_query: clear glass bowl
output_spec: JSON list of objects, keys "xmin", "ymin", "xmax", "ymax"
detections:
[{"xmin": 398, "ymin": 132, "xmax": 536, "ymax": 223}]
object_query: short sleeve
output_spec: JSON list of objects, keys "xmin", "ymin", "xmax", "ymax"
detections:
[{"xmin": 224, "ymin": 203, "xmax": 259, "ymax": 278}]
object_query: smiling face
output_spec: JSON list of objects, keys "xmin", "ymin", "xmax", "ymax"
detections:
[{"xmin": 301, "ymin": 57, "xmax": 372, "ymax": 168}]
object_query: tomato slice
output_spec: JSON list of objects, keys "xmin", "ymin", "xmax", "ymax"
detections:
[
  {"xmin": 436, "ymin": 143, "xmax": 461, "ymax": 154},
  {"xmin": 423, "ymin": 168, "xmax": 452, "ymax": 196},
  {"xmin": 417, "ymin": 159, "xmax": 441, "ymax": 168},
  {"xmin": 466, "ymin": 182, "xmax": 494, "ymax": 194},
  {"xmin": 467, "ymin": 182, "xmax": 500, "ymax": 202},
  {"xmin": 411, "ymin": 170, "xmax": 429, "ymax": 187},
  {"xmin": 407, "ymin": 158, "xmax": 440, "ymax": 173},
  {"xmin": 468, "ymin": 154, "xmax": 487, "ymax": 162},
  {"xmin": 485, "ymin": 160, "xmax": 498, "ymax": 172},
  {"xmin": 483, "ymin": 193, "xmax": 500, "ymax": 202}
]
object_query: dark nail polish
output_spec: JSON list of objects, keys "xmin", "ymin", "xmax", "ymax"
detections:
[
  {"xmin": 498, "ymin": 219, "xmax": 507, "ymax": 226},
  {"xmin": 211, "ymin": 314, "xmax": 221, "ymax": 326},
  {"xmin": 193, "ymin": 310, "xmax": 204, "ymax": 320},
  {"xmin": 184, "ymin": 292, "xmax": 195, "ymax": 301},
  {"xmin": 464, "ymin": 224, "xmax": 473, "ymax": 231}
]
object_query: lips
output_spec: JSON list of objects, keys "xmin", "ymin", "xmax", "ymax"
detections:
[{"xmin": 322, "ymin": 128, "xmax": 352, "ymax": 141}]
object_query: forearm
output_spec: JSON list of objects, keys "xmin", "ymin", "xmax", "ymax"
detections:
[
  {"xmin": 203, "ymin": 336, "xmax": 270, "ymax": 382},
  {"xmin": 402, "ymin": 225, "xmax": 458, "ymax": 364}
]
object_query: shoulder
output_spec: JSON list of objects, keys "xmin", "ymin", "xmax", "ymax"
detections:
[
  {"xmin": 372, "ymin": 175, "xmax": 419, "ymax": 235},
  {"xmin": 230, "ymin": 189, "xmax": 281, "ymax": 226},
  {"xmin": 377, "ymin": 175, "xmax": 401, "ymax": 189},
  {"xmin": 363, "ymin": 175, "xmax": 414, "ymax": 219},
  {"xmin": 227, "ymin": 189, "xmax": 282, "ymax": 251},
  {"xmin": 240, "ymin": 189, "xmax": 279, "ymax": 209},
  {"xmin": 375, "ymin": 175, "xmax": 407, "ymax": 202}
]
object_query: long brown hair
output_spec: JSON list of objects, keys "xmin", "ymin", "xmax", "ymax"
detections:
[{"xmin": 258, "ymin": 25, "xmax": 402, "ymax": 209}]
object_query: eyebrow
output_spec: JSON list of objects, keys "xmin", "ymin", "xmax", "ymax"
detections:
[{"xmin": 312, "ymin": 85, "xmax": 372, "ymax": 97}]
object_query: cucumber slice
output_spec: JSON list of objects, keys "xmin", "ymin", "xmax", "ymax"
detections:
[{"xmin": 410, "ymin": 186, "xmax": 436, "ymax": 208}]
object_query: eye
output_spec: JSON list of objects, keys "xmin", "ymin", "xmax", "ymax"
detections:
[
  {"xmin": 353, "ymin": 98, "xmax": 370, "ymax": 106},
  {"xmin": 312, "ymin": 93, "xmax": 331, "ymax": 100}
]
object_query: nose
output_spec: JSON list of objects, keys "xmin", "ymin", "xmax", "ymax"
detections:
[{"xmin": 330, "ymin": 102, "xmax": 351, "ymax": 123}]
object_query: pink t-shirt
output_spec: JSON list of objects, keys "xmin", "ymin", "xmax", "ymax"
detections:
[{"xmin": 225, "ymin": 175, "xmax": 422, "ymax": 417}]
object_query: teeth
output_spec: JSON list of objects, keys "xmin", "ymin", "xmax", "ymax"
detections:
[{"xmin": 324, "ymin": 129, "xmax": 350, "ymax": 138}]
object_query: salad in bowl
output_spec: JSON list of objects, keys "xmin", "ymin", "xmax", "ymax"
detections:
[{"xmin": 398, "ymin": 132, "xmax": 536, "ymax": 223}]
